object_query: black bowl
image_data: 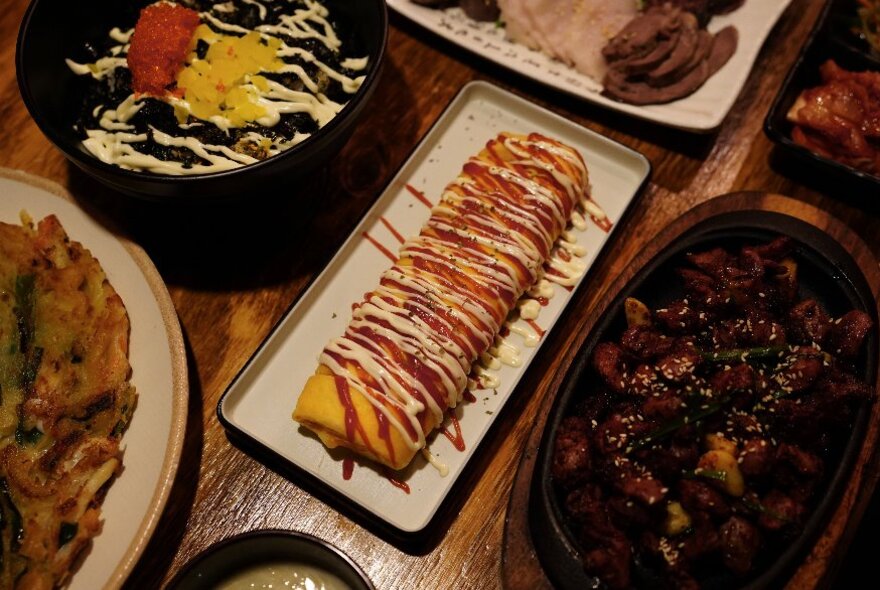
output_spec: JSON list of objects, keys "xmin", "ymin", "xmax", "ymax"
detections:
[
  {"xmin": 764, "ymin": 7, "xmax": 880, "ymax": 192},
  {"xmin": 16, "ymin": 0, "xmax": 387, "ymax": 201},
  {"xmin": 166, "ymin": 529, "xmax": 375, "ymax": 589},
  {"xmin": 529, "ymin": 212, "xmax": 878, "ymax": 590}
]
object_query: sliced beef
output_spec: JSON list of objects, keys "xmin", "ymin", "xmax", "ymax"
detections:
[
  {"xmin": 706, "ymin": 25, "xmax": 739, "ymax": 76},
  {"xmin": 601, "ymin": 4, "xmax": 739, "ymax": 105},
  {"xmin": 604, "ymin": 50, "xmax": 712, "ymax": 105},
  {"xmin": 617, "ymin": 34, "xmax": 678, "ymax": 76},
  {"xmin": 602, "ymin": 7, "xmax": 681, "ymax": 64},
  {"xmin": 646, "ymin": 15, "xmax": 704, "ymax": 86}
]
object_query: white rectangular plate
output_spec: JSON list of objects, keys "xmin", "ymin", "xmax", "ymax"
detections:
[
  {"xmin": 387, "ymin": 0, "xmax": 793, "ymax": 132},
  {"xmin": 218, "ymin": 81, "xmax": 650, "ymax": 533}
]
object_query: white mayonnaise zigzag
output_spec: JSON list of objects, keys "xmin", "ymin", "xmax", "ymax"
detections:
[{"xmin": 314, "ymin": 133, "xmax": 592, "ymax": 455}]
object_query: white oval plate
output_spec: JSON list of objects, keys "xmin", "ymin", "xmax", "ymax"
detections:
[
  {"xmin": 387, "ymin": 0, "xmax": 793, "ymax": 132},
  {"xmin": 0, "ymin": 170, "xmax": 188, "ymax": 590}
]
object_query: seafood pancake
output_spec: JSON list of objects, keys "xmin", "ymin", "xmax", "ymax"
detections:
[{"xmin": 0, "ymin": 214, "xmax": 135, "ymax": 589}]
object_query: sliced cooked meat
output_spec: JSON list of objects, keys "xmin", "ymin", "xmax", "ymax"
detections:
[
  {"xmin": 646, "ymin": 13, "xmax": 703, "ymax": 86},
  {"xmin": 618, "ymin": 34, "xmax": 678, "ymax": 76},
  {"xmin": 600, "ymin": 4, "xmax": 738, "ymax": 105},
  {"xmin": 602, "ymin": 7, "xmax": 682, "ymax": 64},
  {"xmin": 706, "ymin": 25, "xmax": 738, "ymax": 75}
]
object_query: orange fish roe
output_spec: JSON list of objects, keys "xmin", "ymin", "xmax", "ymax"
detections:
[{"xmin": 127, "ymin": 2, "xmax": 201, "ymax": 96}]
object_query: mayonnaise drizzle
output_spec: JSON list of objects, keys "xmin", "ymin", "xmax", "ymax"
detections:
[
  {"xmin": 489, "ymin": 336, "xmax": 523, "ymax": 367},
  {"xmin": 518, "ymin": 299, "xmax": 541, "ymax": 320},
  {"xmin": 68, "ymin": 0, "xmax": 366, "ymax": 175},
  {"xmin": 421, "ymin": 448, "xmax": 449, "ymax": 477},
  {"xmin": 320, "ymin": 134, "xmax": 595, "ymax": 454},
  {"xmin": 242, "ymin": 0, "xmax": 267, "ymax": 20}
]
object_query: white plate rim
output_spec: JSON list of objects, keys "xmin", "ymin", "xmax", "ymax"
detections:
[
  {"xmin": 386, "ymin": 0, "xmax": 794, "ymax": 132},
  {"xmin": 0, "ymin": 168, "xmax": 188, "ymax": 589},
  {"xmin": 217, "ymin": 80, "xmax": 650, "ymax": 534}
]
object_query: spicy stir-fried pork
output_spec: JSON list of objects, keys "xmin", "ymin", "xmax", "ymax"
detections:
[{"xmin": 551, "ymin": 237, "xmax": 874, "ymax": 589}]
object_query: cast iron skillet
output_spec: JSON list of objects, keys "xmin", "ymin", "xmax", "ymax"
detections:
[
  {"xmin": 16, "ymin": 0, "xmax": 387, "ymax": 201},
  {"xmin": 530, "ymin": 211, "xmax": 878, "ymax": 590}
]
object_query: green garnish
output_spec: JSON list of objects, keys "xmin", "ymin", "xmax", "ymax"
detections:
[
  {"xmin": 627, "ymin": 400, "xmax": 726, "ymax": 453},
  {"xmin": 683, "ymin": 468, "xmax": 728, "ymax": 482},
  {"xmin": 699, "ymin": 345, "xmax": 787, "ymax": 364}
]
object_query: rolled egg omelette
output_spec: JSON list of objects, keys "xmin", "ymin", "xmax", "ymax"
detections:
[{"xmin": 293, "ymin": 132, "xmax": 591, "ymax": 470}]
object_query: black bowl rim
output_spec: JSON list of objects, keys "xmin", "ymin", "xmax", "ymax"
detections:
[
  {"xmin": 763, "ymin": 0, "xmax": 880, "ymax": 188},
  {"xmin": 15, "ymin": 0, "xmax": 388, "ymax": 192},
  {"xmin": 164, "ymin": 528, "xmax": 376, "ymax": 589},
  {"xmin": 529, "ymin": 211, "xmax": 879, "ymax": 590}
]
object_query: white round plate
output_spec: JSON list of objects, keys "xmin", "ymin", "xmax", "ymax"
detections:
[{"xmin": 0, "ymin": 169, "xmax": 188, "ymax": 590}]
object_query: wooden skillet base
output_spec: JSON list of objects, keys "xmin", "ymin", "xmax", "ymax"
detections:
[{"xmin": 501, "ymin": 192, "xmax": 880, "ymax": 590}]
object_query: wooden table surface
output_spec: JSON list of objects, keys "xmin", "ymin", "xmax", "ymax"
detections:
[{"xmin": 2, "ymin": 1, "xmax": 879, "ymax": 588}]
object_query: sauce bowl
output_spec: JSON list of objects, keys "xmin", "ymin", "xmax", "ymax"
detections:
[{"xmin": 166, "ymin": 529, "xmax": 375, "ymax": 590}]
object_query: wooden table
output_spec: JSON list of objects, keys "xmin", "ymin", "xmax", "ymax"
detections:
[{"xmin": 2, "ymin": 1, "xmax": 879, "ymax": 588}]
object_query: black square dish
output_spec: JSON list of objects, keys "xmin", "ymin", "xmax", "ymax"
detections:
[{"xmin": 764, "ymin": 29, "xmax": 880, "ymax": 190}]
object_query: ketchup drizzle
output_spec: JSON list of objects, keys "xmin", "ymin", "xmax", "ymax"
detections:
[
  {"xmin": 335, "ymin": 376, "xmax": 381, "ymax": 459},
  {"xmin": 441, "ymin": 413, "xmax": 466, "ymax": 452},
  {"xmin": 592, "ymin": 214, "xmax": 613, "ymax": 233},
  {"xmin": 405, "ymin": 184, "xmax": 433, "ymax": 208},
  {"xmin": 380, "ymin": 216, "xmax": 405, "ymax": 244},
  {"xmin": 384, "ymin": 471, "xmax": 411, "ymax": 494},
  {"xmin": 362, "ymin": 231, "xmax": 396, "ymax": 263},
  {"xmin": 526, "ymin": 319, "xmax": 546, "ymax": 339},
  {"xmin": 320, "ymin": 135, "xmax": 606, "ymax": 480}
]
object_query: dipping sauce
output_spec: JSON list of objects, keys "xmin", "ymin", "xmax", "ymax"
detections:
[{"xmin": 215, "ymin": 561, "xmax": 352, "ymax": 590}]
